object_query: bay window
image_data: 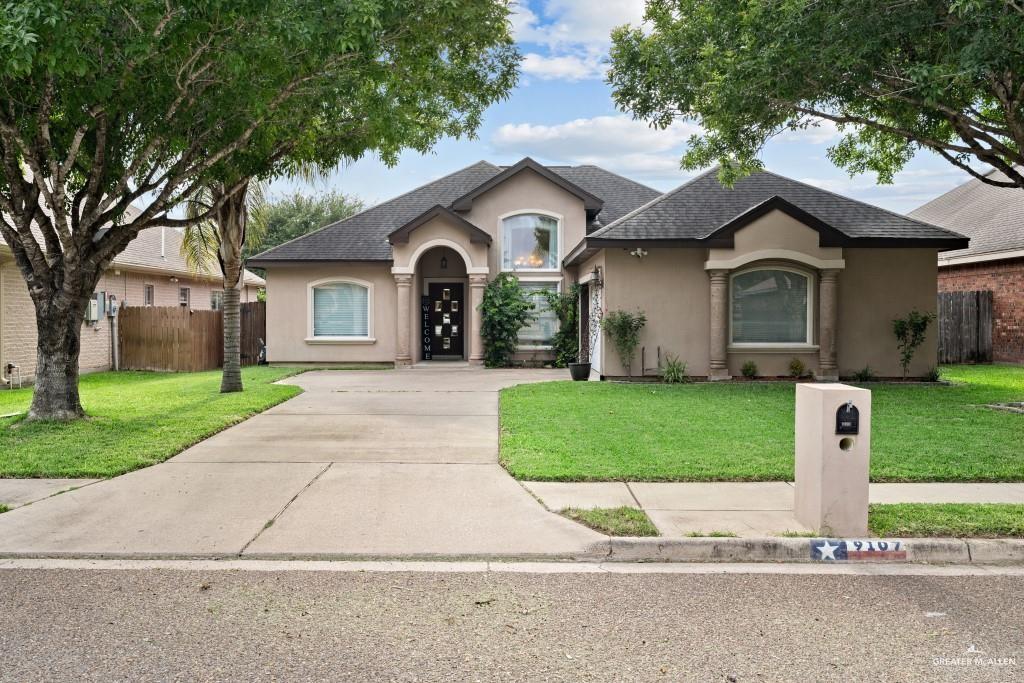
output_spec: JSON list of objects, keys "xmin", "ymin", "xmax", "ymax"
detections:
[
  {"xmin": 730, "ymin": 268, "xmax": 812, "ymax": 345},
  {"xmin": 502, "ymin": 214, "xmax": 559, "ymax": 271}
]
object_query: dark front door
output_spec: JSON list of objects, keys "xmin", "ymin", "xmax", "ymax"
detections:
[{"xmin": 426, "ymin": 282, "xmax": 465, "ymax": 358}]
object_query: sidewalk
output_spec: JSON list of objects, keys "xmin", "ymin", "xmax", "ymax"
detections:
[{"xmin": 521, "ymin": 482, "xmax": 1024, "ymax": 537}]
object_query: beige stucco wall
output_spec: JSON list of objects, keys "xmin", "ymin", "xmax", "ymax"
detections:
[
  {"xmin": 592, "ymin": 248, "xmax": 712, "ymax": 377},
  {"xmin": 836, "ymin": 248, "xmax": 939, "ymax": 377},
  {"xmin": 1, "ymin": 258, "xmax": 253, "ymax": 383},
  {"xmin": 590, "ymin": 210, "xmax": 940, "ymax": 379},
  {"xmin": 264, "ymin": 262, "xmax": 397, "ymax": 363},
  {"xmin": 463, "ymin": 168, "xmax": 588, "ymax": 279}
]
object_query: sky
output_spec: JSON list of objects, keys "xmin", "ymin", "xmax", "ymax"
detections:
[{"xmin": 272, "ymin": 0, "xmax": 973, "ymax": 215}]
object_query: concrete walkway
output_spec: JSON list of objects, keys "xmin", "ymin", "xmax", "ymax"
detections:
[
  {"xmin": 0, "ymin": 368, "xmax": 602, "ymax": 558},
  {"xmin": 522, "ymin": 481, "xmax": 1024, "ymax": 537},
  {"xmin": 0, "ymin": 479, "xmax": 99, "ymax": 508}
]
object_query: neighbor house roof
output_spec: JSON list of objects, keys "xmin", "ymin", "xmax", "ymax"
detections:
[
  {"xmin": 586, "ymin": 168, "xmax": 969, "ymax": 248},
  {"xmin": 248, "ymin": 160, "xmax": 662, "ymax": 264},
  {"xmin": 0, "ymin": 215, "xmax": 265, "ymax": 286},
  {"xmin": 908, "ymin": 167, "xmax": 1024, "ymax": 263}
]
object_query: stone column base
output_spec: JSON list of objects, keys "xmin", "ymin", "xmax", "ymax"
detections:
[
  {"xmin": 708, "ymin": 368, "xmax": 732, "ymax": 381},
  {"xmin": 468, "ymin": 358, "xmax": 484, "ymax": 367},
  {"xmin": 814, "ymin": 373, "xmax": 839, "ymax": 382},
  {"xmin": 394, "ymin": 358, "xmax": 412, "ymax": 368}
]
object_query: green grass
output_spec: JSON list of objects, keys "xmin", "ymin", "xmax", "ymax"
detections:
[
  {"xmin": 0, "ymin": 366, "xmax": 304, "ymax": 478},
  {"xmin": 0, "ymin": 504, "xmax": 9, "ymax": 514},
  {"xmin": 500, "ymin": 365, "xmax": 1024, "ymax": 482},
  {"xmin": 684, "ymin": 530, "xmax": 738, "ymax": 538},
  {"xmin": 560, "ymin": 506, "xmax": 660, "ymax": 536},
  {"xmin": 869, "ymin": 504, "xmax": 1024, "ymax": 537}
]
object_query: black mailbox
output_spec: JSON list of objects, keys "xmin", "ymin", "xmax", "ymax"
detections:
[{"xmin": 836, "ymin": 402, "xmax": 859, "ymax": 435}]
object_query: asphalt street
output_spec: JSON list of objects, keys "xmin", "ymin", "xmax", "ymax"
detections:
[{"xmin": 1, "ymin": 564, "xmax": 1021, "ymax": 682}]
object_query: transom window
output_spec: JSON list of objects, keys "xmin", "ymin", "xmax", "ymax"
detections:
[
  {"xmin": 311, "ymin": 281, "xmax": 370, "ymax": 338},
  {"xmin": 730, "ymin": 268, "xmax": 812, "ymax": 345},
  {"xmin": 502, "ymin": 214, "xmax": 559, "ymax": 271},
  {"xmin": 518, "ymin": 281, "xmax": 559, "ymax": 348}
]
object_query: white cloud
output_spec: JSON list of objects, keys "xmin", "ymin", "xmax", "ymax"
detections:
[
  {"xmin": 512, "ymin": 0, "xmax": 646, "ymax": 48},
  {"xmin": 491, "ymin": 115, "xmax": 701, "ymax": 182},
  {"xmin": 797, "ymin": 167, "xmax": 974, "ymax": 213},
  {"xmin": 511, "ymin": 1, "xmax": 647, "ymax": 81},
  {"xmin": 520, "ymin": 52, "xmax": 605, "ymax": 81}
]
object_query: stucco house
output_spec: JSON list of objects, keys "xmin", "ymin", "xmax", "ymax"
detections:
[
  {"xmin": 249, "ymin": 158, "xmax": 967, "ymax": 379},
  {"xmin": 909, "ymin": 168, "xmax": 1024, "ymax": 363},
  {"xmin": 1, "ymin": 224, "xmax": 264, "ymax": 385}
]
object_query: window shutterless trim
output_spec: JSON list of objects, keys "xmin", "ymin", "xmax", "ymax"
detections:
[
  {"xmin": 306, "ymin": 276, "xmax": 374, "ymax": 341},
  {"xmin": 728, "ymin": 266, "xmax": 814, "ymax": 346}
]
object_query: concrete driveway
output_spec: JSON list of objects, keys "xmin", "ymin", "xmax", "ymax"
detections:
[{"xmin": 0, "ymin": 367, "xmax": 603, "ymax": 559}]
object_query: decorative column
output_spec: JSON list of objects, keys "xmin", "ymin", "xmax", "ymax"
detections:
[
  {"xmin": 395, "ymin": 274, "xmax": 412, "ymax": 366},
  {"xmin": 817, "ymin": 269, "xmax": 840, "ymax": 380},
  {"xmin": 468, "ymin": 274, "xmax": 487, "ymax": 364},
  {"xmin": 708, "ymin": 269, "xmax": 731, "ymax": 380}
]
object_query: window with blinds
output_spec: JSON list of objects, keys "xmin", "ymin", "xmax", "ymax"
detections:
[
  {"xmin": 312, "ymin": 282, "xmax": 369, "ymax": 337},
  {"xmin": 518, "ymin": 282, "xmax": 559, "ymax": 347},
  {"xmin": 731, "ymin": 269, "xmax": 810, "ymax": 344}
]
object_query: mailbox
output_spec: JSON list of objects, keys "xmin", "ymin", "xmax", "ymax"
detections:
[{"xmin": 835, "ymin": 401, "xmax": 859, "ymax": 435}]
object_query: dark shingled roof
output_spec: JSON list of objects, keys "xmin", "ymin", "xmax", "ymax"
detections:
[
  {"xmin": 588, "ymin": 168, "xmax": 968, "ymax": 247},
  {"xmin": 908, "ymin": 167, "xmax": 1024, "ymax": 260},
  {"xmin": 249, "ymin": 160, "xmax": 661, "ymax": 263}
]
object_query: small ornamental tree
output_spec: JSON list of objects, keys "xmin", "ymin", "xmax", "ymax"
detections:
[
  {"xmin": 601, "ymin": 309, "xmax": 646, "ymax": 378},
  {"xmin": 480, "ymin": 273, "xmax": 535, "ymax": 368},
  {"xmin": 541, "ymin": 284, "xmax": 580, "ymax": 368},
  {"xmin": 893, "ymin": 310, "xmax": 936, "ymax": 378}
]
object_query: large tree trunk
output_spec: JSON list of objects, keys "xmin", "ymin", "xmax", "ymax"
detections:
[
  {"xmin": 215, "ymin": 184, "xmax": 249, "ymax": 394},
  {"xmin": 28, "ymin": 293, "xmax": 90, "ymax": 421}
]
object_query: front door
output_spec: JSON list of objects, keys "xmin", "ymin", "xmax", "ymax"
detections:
[{"xmin": 426, "ymin": 282, "xmax": 465, "ymax": 358}]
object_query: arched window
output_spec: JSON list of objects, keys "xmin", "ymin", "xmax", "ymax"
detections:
[
  {"xmin": 502, "ymin": 213, "xmax": 559, "ymax": 270},
  {"xmin": 730, "ymin": 268, "xmax": 813, "ymax": 345},
  {"xmin": 309, "ymin": 279, "xmax": 371, "ymax": 339}
]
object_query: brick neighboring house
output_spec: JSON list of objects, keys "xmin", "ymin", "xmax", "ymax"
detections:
[
  {"xmin": 1, "ymin": 224, "xmax": 264, "ymax": 385},
  {"xmin": 909, "ymin": 169, "xmax": 1024, "ymax": 363}
]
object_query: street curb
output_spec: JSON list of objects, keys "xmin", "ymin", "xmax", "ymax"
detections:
[
  {"xmin": 0, "ymin": 538, "xmax": 1020, "ymax": 565},
  {"xmin": 593, "ymin": 536, "xmax": 1024, "ymax": 565}
]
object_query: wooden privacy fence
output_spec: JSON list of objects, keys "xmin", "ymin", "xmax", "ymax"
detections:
[
  {"xmin": 937, "ymin": 290, "xmax": 993, "ymax": 364},
  {"xmin": 118, "ymin": 302, "xmax": 266, "ymax": 372}
]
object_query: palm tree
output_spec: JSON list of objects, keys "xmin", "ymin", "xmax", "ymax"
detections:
[{"xmin": 182, "ymin": 180, "xmax": 269, "ymax": 393}]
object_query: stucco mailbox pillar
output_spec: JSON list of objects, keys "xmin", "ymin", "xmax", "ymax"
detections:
[{"xmin": 794, "ymin": 383, "xmax": 871, "ymax": 536}]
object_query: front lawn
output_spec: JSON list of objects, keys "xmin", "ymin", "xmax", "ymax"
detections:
[
  {"xmin": 869, "ymin": 504, "xmax": 1024, "ymax": 537},
  {"xmin": 500, "ymin": 365, "xmax": 1024, "ymax": 482},
  {"xmin": 0, "ymin": 367, "xmax": 303, "ymax": 478}
]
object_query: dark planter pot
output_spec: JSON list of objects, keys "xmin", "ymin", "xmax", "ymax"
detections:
[{"xmin": 568, "ymin": 362, "xmax": 591, "ymax": 381}]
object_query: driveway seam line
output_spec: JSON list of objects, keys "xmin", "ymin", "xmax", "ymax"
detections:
[
  {"xmin": 625, "ymin": 482, "xmax": 644, "ymax": 508},
  {"xmin": 238, "ymin": 463, "xmax": 332, "ymax": 556}
]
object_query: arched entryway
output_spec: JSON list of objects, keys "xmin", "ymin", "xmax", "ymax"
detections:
[{"xmin": 392, "ymin": 233, "xmax": 489, "ymax": 366}]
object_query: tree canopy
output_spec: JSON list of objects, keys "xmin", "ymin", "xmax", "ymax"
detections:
[
  {"xmin": 0, "ymin": 0, "xmax": 518, "ymax": 417},
  {"xmin": 244, "ymin": 190, "xmax": 365, "ymax": 262},
  {"xmin": 608, "ymin": 0, "xmax": 1024, "ymax": 188}
]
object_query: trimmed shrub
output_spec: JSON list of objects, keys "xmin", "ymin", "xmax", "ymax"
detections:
[
  {"xmin": 788, "ymin": 357, "xmax": 807, "ymax": 378},
  {"xmin": 893, "ymin": 309, "xmax": 936, "ymax": 378},
  {"xmin": 480, "ymin": 273, "xmax": 534, "ymax": 368},
  {"xmin": 741, "ymin": 360, "xmax": 758, "ymax": 378}
]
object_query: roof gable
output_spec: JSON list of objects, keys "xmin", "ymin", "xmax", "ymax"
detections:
[
  {"xmin": 387, "ymin": 205, "xmax": 492, "ymax": 245},
  {"xmin": 704, "ymin": 195, "xmax": 849, "ymax": 248},
  {"xmin": 450, "ymin": 157, "xmax": 604, "ymax": 217}
]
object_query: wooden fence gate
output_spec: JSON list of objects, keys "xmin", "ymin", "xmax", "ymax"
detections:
[
  {"xmin": 937, "ymin": 290, "xmax": 993, "ymax": 364},
  {"xmin": 118, "ymin": 301, "xmax": 266, "ymax": 372}
]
